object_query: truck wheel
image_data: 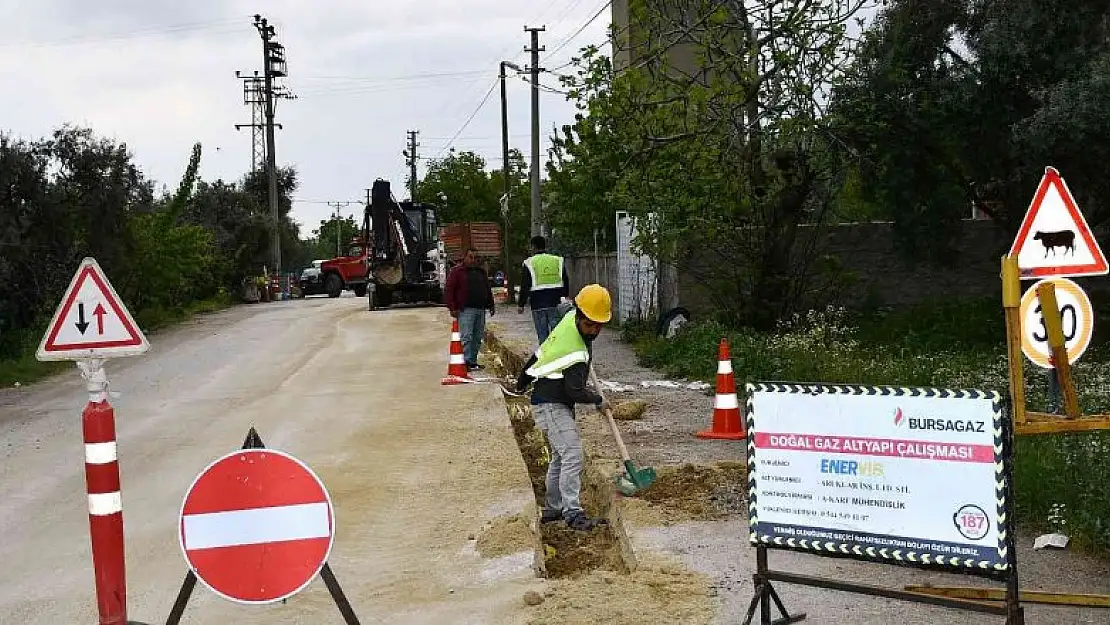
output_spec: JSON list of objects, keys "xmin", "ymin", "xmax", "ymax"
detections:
[
  {"xmin": 353, "ymin": 284, "xmax": 367, "ymax": 298},
  {"xmin": 325, "ymin": 274, "xmax": 343, "ymax": 298},
  {"xmin": 375, "ymin": 287, "xmax": 393, "ymax": 309}
]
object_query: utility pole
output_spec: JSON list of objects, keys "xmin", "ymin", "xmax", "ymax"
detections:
[
  {"xmin": 500, "ymin": 60, "xmax": 522, "ymax": 304},
  {"xmin": 251, "ymin": 14, "xmax": 291, "ymax": 274},
  {"xmin": 403, "ymin": 130, "xmax": 420, "ymax": 201},
  {"xmin": 234, "ymin": 72, "xmax": 266, "ymax": 172},
  {"xmin": 524, "ymin": 26, "xmax": 545, "ymax": 238},
  {"xmin": 327, "ymin": 201, "xmax": 352, "ymax": 257}
]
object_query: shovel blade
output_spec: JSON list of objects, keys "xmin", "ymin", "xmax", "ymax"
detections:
[{"xmin": 624, "ymin": 460, "xmax": 657, "ymax": 490}]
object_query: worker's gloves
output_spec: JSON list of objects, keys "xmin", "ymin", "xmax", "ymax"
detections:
[{"xmin": 595, "ymin": 399, "xmax": 612, "ymax": 414}]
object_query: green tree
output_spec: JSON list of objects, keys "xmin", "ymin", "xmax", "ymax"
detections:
[
  {"xmin": 830, "ymin": 0, "xmax": 1110, "ymax": 260},
  {"xmin": 416, "ymin": 150, "xmax": 499, "ymax": 222},
  {"xmin": 310, "ymin": 215, "xmax": 360, "ymax": 260},
  {"xmin": 548, "ymin": 0, "xmax": 869, "ymax": 327},
  {"xmin": 242, "ymin": 167, "xmax": 302, "ymax": 272},
  {"xmin": 546, "ymin": 49, "xmax": 626, "ymax": 252},
  {"xmin": 127, "ymin": 143, "xmax": 216, "ymax": 313}
]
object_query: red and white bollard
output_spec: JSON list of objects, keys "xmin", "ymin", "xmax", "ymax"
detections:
[{"xmin": 78, "ymin": 359, "xmax": 128, "ymax": 625}]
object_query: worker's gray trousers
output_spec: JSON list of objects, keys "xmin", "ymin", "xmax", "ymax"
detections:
[{"xmin": 532, "ymin": 402, "xmax": 584, "ymax": 514}]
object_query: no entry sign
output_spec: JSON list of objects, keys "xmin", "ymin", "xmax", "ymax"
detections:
[{"xmin": 178, "ymin": 449, "xmax": 335, "ymax": 604}]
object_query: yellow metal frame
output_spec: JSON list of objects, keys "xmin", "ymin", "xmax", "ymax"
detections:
[
  {"xmin": 904, "ymin": 585, "xmax": 1110, "ymax": 608},
  {"xmin": 1002, "ymin": 255, "xmax": 1110, "ymax": 435},
  {"xmin": 908, "ymin": 257, "xmax": 1110, "ymax": 610}
]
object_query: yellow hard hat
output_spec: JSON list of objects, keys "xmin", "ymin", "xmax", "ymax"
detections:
[{"xmin": 574, "ymin": 284, "xmax": 612, "ymax": 323}]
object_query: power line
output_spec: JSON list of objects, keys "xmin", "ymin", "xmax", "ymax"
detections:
[
  {"xmin": 296, "ymin": 69, "xmax": 488, "ymax": 84},
  {"xmin": 292, "ymin": 198, "xmax": 364, "ymax": 204},
  {"xmin": 422, "ymin": 134, "xmax": 531, "ymax": 141},
  {"xmin": 434, "ymin": 76, "xmax": 500, "ymax": 158},
  {"xmin": 0, "ymin": 18, "xmax": 248, "ymax": 48},
  {"xmin": 428, "ymin": 0, "xmax": 579, "ymax": 140},
  {"xmin": 542, "ymin": 0, "xmax": 613, "ymax": 63}
]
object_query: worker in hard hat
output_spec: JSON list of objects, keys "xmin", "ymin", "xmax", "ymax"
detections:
[{"xmin": 515, "ymin": 284, "xmax": 612, "ymax": 532}]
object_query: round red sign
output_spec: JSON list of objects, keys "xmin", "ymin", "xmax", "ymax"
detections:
[{"xmin": 178, "ymin": 448, "xmax": 335, "ymax": 604}]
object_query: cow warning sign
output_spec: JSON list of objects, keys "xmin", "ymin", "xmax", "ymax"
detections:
[{"xmin": 1008, "ymin": 166, "xmax": 1108, "ymax": 280}]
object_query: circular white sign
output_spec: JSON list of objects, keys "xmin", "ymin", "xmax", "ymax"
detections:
[{"xmin": 1019, "ymin": 277, "xmax": 1094, "ymax": 369}]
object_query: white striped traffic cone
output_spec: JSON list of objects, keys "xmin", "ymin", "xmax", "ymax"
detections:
[
  {"xmin": 696, "ymin": 337, "xmax": 746, "ymax": 439},
  {"xmin": 441, "ymin": 318, "xmax": 471, "ymax": 385}
]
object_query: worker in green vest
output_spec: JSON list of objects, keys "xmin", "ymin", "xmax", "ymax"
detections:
[
  {"xmin": 518, "ymin": 235, "xmax": 570, "ymax": 344},
  {"xmin": 515, "ymin": 284, "xmax": 612, "ymax": 531}
]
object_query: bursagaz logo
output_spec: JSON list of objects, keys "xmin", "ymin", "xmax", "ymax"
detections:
[{"xmin": 893, "ymin": 408, "xmax": 985, "ymax": 433}]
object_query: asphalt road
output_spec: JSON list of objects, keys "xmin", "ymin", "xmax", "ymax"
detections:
[{"xmin": 0, "ymin": 296, "xmax": 540, "ymax": 624}]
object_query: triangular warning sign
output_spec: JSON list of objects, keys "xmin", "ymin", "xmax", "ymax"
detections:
[
  {"xmin": 1009, "ymin": 166, "xmax": 1108, "ymax": 280},
  {"xmin": 36, "ymin": 257, "xmax": 149, "ymax": 361}
]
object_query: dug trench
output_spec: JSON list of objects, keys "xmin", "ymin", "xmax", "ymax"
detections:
[
  {"xmin": 480, "ymin": 332, "xmax": 636, "ymax": 579},
  {"xmin": 479, "ymin": 331, "xmax": 751, "ymax": 576}
]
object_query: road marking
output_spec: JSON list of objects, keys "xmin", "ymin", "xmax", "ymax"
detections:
[{"xmin": 182, "ymin": 502, "xmax": 331, "ymax": 550}]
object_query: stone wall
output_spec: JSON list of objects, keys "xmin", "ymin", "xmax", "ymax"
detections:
[{"xmin": 675, "ymin": 218, "xmax": 1110, "ymax": 318}]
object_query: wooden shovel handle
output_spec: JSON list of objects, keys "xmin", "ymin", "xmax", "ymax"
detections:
[{"xmin": 588, "ymin": 364, "xmax": 632, "ymax": 462}]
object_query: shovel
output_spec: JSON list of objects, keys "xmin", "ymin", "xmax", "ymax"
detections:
[{"xmin": 589, "ymin": 365, "xmax": 657, "ymax": 496}]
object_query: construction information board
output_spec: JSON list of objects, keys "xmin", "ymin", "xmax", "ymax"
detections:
[{"xmin": 746, "ymin": 383, "xmax": 1008, "ymax": 572}]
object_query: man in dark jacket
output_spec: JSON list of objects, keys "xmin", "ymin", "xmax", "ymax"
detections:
[
  {"xmin": 516, "ymin": 284, "xmax": 612, "ymax": 531},
  {"xmin": 445, "ymin": 248, "xmax": 495, "ymax": 371}
]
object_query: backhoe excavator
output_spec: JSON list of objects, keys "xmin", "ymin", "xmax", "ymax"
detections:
[{"xmin": 364, "ymin": 179, "xmax": 446, "ymax": 310}]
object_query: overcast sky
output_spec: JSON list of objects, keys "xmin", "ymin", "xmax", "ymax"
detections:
[{"xmin": 0, "ymin": 0, "xmax": 611, "ymax": 236}]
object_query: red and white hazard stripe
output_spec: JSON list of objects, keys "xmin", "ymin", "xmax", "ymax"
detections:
[
  {"xmin": 715, "ymin": 357, "xmax": 738, "ymax": 410},
  {"xmin": 82, "ymin": 398, "xmax": 128, "ymax": 621}
]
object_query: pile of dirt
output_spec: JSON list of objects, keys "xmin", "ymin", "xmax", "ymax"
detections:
[
  {"xmin": 524, "ymin": 554, "xmax": 716, "ymax": 625},
  {"xmin": 611, "ymin": 399, "xmax": 647, "ymax": 421},
  {"xmin": 624, "ymin": 462, "xmax": 749, "ymax": 525},
  {"xmin": 476, "ymin": 512, "xmax": 535, "ymax": 559}
]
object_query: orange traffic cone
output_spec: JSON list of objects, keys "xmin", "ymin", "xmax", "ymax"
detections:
[
  {"xmin": 441, "ymin": 318, "xmax": 471, "ymax": 385},
  {"xmin": 696, "ymin": 338, "xmax": 746, "ymax": 439}
]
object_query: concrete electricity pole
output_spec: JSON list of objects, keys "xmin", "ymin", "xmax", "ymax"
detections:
[
  {"xmin": 252, "ymin": 14, "xmax": 290, "ymax": 273},
  {"xmin": 403, "ymin": 130, "xmax": 420, "ymax": 201},
  {"xmin": 500, "ymin": 60, "xmax": 523, "ymax": 304},
  {"xmin": 524, "ymin": 25, "xmax": 545, "ymax": 238},
  {"xmin": 327, "ymin": 201, "xmax": 352, "ymax": 257}
]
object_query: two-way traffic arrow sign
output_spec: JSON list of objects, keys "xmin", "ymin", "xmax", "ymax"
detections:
[
  {"xmin": 36, "ymin": 257, "xmax": 149, "ymax": 361},
  {"xmin": 74, "ymin": 302, "xmax": 108, "ymax": 335}
]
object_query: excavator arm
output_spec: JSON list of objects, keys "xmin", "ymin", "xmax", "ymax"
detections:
[{"xmin": 365, "ymin": 179, "xmax": 420, "ymax": 285}]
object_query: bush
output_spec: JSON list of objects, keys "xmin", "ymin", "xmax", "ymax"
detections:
[{"xmin": 627, "ymin": 301, "xmax": 1110, "ymax": 551}]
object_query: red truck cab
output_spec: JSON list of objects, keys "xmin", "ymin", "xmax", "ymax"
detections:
[{"xmin": 319, "ymin": 238, "xmax": 370, "ymax": 298}]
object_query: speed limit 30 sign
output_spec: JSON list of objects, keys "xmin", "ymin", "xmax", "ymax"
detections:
[{"xmin": 1019, "ymin": 277, "xmax": 1094, "ymax": 369}]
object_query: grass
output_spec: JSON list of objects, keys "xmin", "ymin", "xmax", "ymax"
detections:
[
  {"xmin": 623, "ymin": 300, "xmax": 1110, "ymax": 552},
  {"xmin": 0, "ymin": 292, "xmax": 235, "ymax": 388}
]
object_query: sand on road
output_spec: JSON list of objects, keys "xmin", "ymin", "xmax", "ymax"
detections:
[{"xmin": 0, "ymin": 297, "xmax": 541, "ymax": 624}]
